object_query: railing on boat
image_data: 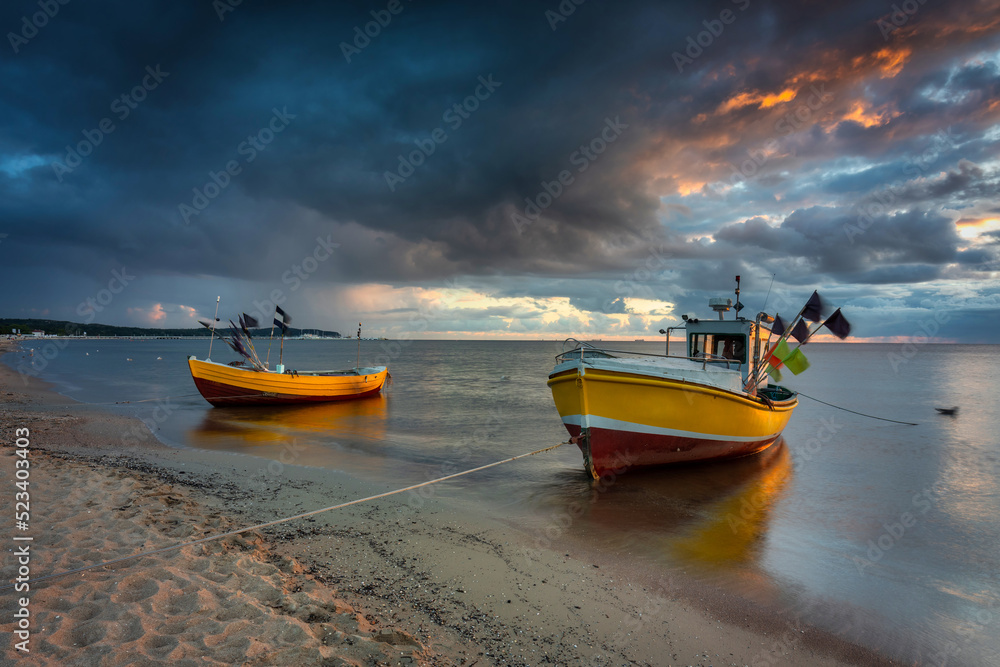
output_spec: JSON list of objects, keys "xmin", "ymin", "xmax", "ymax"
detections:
[{"xmin": 556, "ymin": 338, "xmax": 743, "ymax": 371}]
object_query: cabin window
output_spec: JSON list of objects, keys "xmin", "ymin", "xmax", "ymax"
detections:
[{"xmin": 689, "ymin": 334, "xmax": 747, "ymax": 364}]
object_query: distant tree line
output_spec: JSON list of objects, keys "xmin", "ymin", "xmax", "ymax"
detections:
[{"xmin": 0, "ymin": 318, "xmax": 341, "ymax": 338}]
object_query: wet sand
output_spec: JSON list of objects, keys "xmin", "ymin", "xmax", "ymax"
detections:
[{"xmin": 0, "ymin": 339, "xmax": 894, "ymax": 666}]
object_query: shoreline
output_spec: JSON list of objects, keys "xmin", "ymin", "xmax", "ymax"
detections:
[{"xmin": 0, "ymin": 339, "xmax": 895, "ymax": 666}]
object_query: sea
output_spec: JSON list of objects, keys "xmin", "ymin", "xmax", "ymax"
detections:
[{"xmin": 5, "ymin": 339, "xmax": 999, "ymax": 666}]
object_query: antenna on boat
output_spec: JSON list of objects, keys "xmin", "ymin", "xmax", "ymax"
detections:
[
  {"xmin": 734, "ymin": 275, "xmax": 743, "ymax": 319},
  {"xmin": 356, "ymin": 322, "xmax": 361, "ymax": 370},
  {"xmin": 762, "ymin": 273, "xmax": 775, "ymax": 312},
  {"xmin": 207, "ymin": 296, "xmax": 220, "ymax": 360}
]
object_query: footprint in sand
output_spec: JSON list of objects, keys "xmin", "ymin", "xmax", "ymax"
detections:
[
  {"xmin": 216, "ymin": 601, "xmax": 264, "ymax": 622},
  {"xmin": 112, "ymin": 575, "xmax": 159, "ymax": 603},
  {"xmin": 67, "ymin": 601, "xmax": 103, "ymax": 622},
  {"xmin": 69, "ymin": 621, "xmax": 108, "ymax": 647},
  {"xmin": 141, "ymin": 633, "xmax": 179, "ymax": 658},
  {"xmin": 107, "ymin": 615, "xmax": 144, "ymax": 643}
]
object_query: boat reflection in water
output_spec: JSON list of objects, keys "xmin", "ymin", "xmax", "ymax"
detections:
[
  {"xmin": 185, "ymin": 395, "xmax": 390, "ymax": 473},
  {"xmin": 668, "ymin": 439, "xmax": 791, "ymax": 568},
  {"xmin": 528, "ymin": 439, "xmax": 792, "ymax": 575}
]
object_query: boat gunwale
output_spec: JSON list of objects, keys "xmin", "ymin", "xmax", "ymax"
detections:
[
  {"xmin": 189, "ymin": 357, "xmax": 386, "ymax": 377},
  {"xmin": 547, "ymin": 365, "xmax": 798, "ymax": 411}
]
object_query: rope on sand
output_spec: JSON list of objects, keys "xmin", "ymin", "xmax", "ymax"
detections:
[
  {"xmin": 0, "ymin": 441, "xmax": 569, "ymax": 592},
  {"xmin": 797, "ymin": 391, "xmax": 919, "ymax": 426}
]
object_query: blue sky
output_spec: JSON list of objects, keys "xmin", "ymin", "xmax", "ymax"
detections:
[{"xmin": 1, "ymin": 0, "xmax": 998, "ymax": 341}]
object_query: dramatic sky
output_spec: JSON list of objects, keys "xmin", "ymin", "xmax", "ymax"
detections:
[{"xmin": 2, "ymin": 0, "xmax": 999, "ymax": 341}]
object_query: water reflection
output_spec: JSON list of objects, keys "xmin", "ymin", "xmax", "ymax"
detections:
[
  {"xmin": 527, "ymin": 441, "xmax": 792, "ymax": 571},
  {"xmin": 669, "ymin": 442, "xmax": 791, "ymax": 568},
  {"xmin": 185, "ymin": 396, "xmax": 390, "ymax": 472}
]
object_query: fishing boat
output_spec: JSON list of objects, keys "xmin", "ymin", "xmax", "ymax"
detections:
[
  {"xmin": 188, "ymin": 358, "xmax": 388, "ymax": 407},
  {"xmin": 548, "ymin": 277, "xmax": 851, "ymax": 477},
  {"xmin": 188, "ymin": 303, "xmax": 387, "ymax": 407}
]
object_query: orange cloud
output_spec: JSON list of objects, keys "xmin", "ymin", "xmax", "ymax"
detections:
[
  {"xmin": 842, "ymin": 100, "xmax": 900, "ymax": 128},
  {"xmin": 956, "ymin": 217, "xmax": 1000, "ymax": 240},
  {"xmin": 874, "ymin": 46, "xmax": 911, "ymax": 78},
  {"xmin": 717, "ymin": 88, "xmax": 797, "ymax": 114},
  {"xmin": 849, "ymin": 46, "xmax": 911, "ymax": 79},
  {"xmin": 127, "ymin": 304, "xmax": 168, "ymax": 325}
]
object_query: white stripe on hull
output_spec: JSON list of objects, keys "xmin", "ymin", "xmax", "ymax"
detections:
[{"xmin": 561, "ymin": 414, "xmax": 780, "ymax": 443}]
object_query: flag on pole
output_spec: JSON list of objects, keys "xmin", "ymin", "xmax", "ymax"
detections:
[
  {"xmin": 823, "ymin": 308, "xmax": 852, "ymax": 339},
  {"xmin": 772, "ymin": 314, "xmax": 788, "ymax": 336},
  {"xmin": 274, "ymin": 306, "xmax": 291, "ymax": 334},
  {"xmin": 766, "ymin": 364, "xmax": 783, "ymax": 381},
  {"xmin": 243, "ymin": 313, "xmax": 259, "ymax": 329},
  {"xmin": 802, "ymin": 291, "xmax": 825, "ymax": 321},
  {"xmin": 768, "ymin": 339, "xmax": 792, "ymax": 368},
  {"xmin": 783, "ymin": 348, "xmax": 810, "ymax": 375},
  {"xmin": 790, "ymin": 319, "xmax": 811, "ymax": 343}
]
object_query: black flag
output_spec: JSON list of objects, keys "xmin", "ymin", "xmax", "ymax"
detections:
[
  {"xmin": 275, "ymin": 305, "xmax": 292, "ymax": 324},
  {"xmin": 823, "ymin": 308, "xmax": 852, "ymax": 339},
  {"xmin": 273, "ymin": 317, "xmax": 288, "ymax": 334},
  {"xmin": 772, "ymin": 314, "xmax": 788, "ymax": 336},
  {"xmin": 790, "ymin": 319, "xmax": 811, "ymax": 343},
  {"xmin": 243, "ymin": 313, "xmax": 259, "ymax": 329},
  {"xmin": 803, "ymin": 291, "xmax": 825, "ymax": 322}
]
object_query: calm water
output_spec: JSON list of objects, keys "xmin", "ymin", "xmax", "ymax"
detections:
[{"xmin": 6, "ymin": 339, "xmax": 999, "ymax": 665}]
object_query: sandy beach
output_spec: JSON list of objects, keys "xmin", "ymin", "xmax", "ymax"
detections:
[{"xmin": 0, "ymin": 339, "xmax": 895, "ymax": 666}]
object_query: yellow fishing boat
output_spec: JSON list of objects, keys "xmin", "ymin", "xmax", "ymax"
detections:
[
  {"xmin": 188, "ymin": 306, "xmax": 387, "ymax": 407},
  {"xmin": 549, "ymin": 276, "xmax": 809, "ymax": 478},
  {"xmin": 188, "ymin": 357, "xmax": 388, "ymax": 407}
]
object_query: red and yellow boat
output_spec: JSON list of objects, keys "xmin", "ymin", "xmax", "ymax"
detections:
[
  {"xmin": 188, "ymin": 356, "xmax": 388, "ymax": 407},
  {"xmin": 548, "ymin": 289, "xmax": 798, "ymax": 478}
]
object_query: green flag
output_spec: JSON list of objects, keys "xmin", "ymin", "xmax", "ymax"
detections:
[
  {"xmin": 767, "ymin": 339, "xmax": 792, "ymax": 368},
  {"xmin": 766, "ymin": 364, "xmax": 783, "ymax": 382},
  {"xmin": 783, "ymin": 347, "xmax": 810, "ymax": 375}
]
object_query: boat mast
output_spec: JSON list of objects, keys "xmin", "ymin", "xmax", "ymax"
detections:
[
  {"xmin": 265, "ymin": 317, "xmax": 276, "ymax": 369},
  {"xmin": 278, "ymin": 318, "xmax": 285, "ymax": 368},
  {"xmin": 207, "ymin": 296, "xmax": 220, "ymax": 360}
]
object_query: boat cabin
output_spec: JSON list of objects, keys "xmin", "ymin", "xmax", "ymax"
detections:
[{"xmin": 683, "ymin": 305, "xmax": 771, "ymax": 386}]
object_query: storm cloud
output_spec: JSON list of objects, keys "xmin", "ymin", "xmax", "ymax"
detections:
[{"xmin": 1, "ymin": 0, "xmax": 998, "ymax": 341}]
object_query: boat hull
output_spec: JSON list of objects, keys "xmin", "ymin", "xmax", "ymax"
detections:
[
  {"xmin": 188, "ymin": 358, "xmax": 388, "ymax": 407},
  {"xmin": 548, "ymin": 366, "xmax": 796, "ymax": 477}
]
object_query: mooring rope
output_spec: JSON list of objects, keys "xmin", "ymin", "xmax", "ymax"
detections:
[
  {"xmin": 12, "ymin": 393, "xmax": 206, "ymax": 409},
  {"xmin": 0, "ymin": 441, "xmax": 568, "ymax": 592},
  {"xmin": 19, "ymin": 392, "xmax": 347, "ymax": 408},
  {"xmin": 797, "ymin": 391, "xmax": 919, "ymax": 426}
]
